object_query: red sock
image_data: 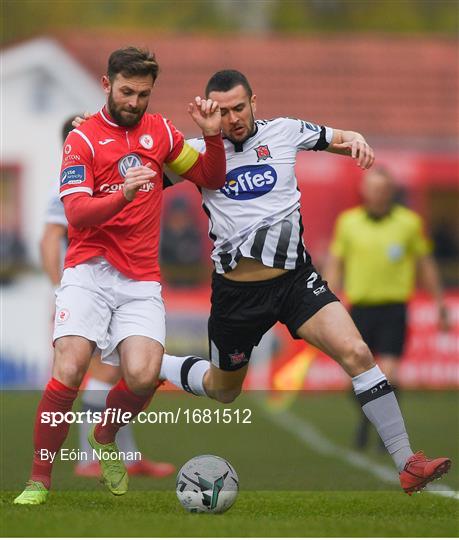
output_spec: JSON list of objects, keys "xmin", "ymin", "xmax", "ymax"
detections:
[
  {"xmin": 31, "ymin": 378, "xmax": 79, "ymax": 489},
  {"xmin": 94, "ymin": 379, "xmax": 153, "ymax": 444}
]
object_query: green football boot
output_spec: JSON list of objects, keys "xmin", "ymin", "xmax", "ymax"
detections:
[
  {"xmin": 13, "ymin": 480, "xmax": 48, "ymax": 505},
  {"xmin": 88, "ymin": 426, "xmax": 128, "ymax": 495}
]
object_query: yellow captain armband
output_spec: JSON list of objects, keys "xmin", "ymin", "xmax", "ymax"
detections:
[{"xmin": 167, "ymin": 143, "xmax": 200, "ymax": 175}]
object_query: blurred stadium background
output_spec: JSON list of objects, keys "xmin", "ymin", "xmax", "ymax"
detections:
[{"xmin": 1, "ymin": 0, "xmax": 457, "ymax": 393}]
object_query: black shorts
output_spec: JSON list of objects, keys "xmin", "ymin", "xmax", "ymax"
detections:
[
  {"xmin": 350, "ymin": 303, "xmax": 407, "ymax": 358},
  {"xmin": 208, "ymin": 263, "xmax": 339, "ymax": 371}
]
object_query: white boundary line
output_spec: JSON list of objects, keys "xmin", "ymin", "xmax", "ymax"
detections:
[{"xmin": 258, "ymin": 403, "xmax": 458, "ymax": 500}]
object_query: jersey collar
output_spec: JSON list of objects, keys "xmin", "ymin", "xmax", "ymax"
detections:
[
  {"xmin": 226, "ymin": 122, "xmax": 259, "ymax": 153},
  {"xmin": 99, "ymin": 106, "xmax": 120, "ymax": 128}
]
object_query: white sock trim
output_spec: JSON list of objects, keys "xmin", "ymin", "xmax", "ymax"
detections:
[
  {"xmin": 160, "ymin": 353, "xmax": 177, "ymax": 382},
  {"xmin": 352, "ymin": 365, "xmax": 386, "ymax": 395},
  {"xmin": 187, "ymin": 360, "xmax": 209, "ymax": 396}
]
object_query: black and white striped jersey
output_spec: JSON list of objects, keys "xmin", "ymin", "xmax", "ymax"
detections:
[{"xmin": 182, "ymin": 117, "xmax": 332, "ymax": 273}]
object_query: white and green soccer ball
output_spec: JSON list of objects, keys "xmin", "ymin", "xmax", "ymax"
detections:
[{"xmin": 176, "ymin": 455, "xmax": 239, "ymax": 514}]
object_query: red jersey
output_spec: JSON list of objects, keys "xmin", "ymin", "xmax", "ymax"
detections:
[{"xmin": 60, "ymin": 107, "xmax": 196, "ymax": 281}]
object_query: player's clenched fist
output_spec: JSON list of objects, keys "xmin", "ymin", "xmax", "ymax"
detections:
[
  {"xmin": 188, "ymin": 96, "xmax": 221, "ymax": 136},
  {"xmin": 123, "ymin": 162, "xmax": 157, "ymax": 201}
]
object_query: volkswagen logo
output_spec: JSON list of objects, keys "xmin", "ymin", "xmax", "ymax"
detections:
[{"xmin": 118, "ymin": 153, "xmax": 142, "ymax": 178}]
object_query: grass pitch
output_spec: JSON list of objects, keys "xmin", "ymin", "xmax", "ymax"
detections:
[
  {"xmin": 1, "ymin": 390, "xmax": 457, "ymax": 537},
  {"xmin": 1, "ymin": 490, "xmax": 457, "ymax": 537}
]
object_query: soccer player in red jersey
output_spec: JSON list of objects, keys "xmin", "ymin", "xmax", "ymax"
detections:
[
  {"xmin": 40, "ymin": 117, "xmax": 176, "ymax": 480},
  {"xmin": 14, "ymin": 47, "xmax": 226, "ymax": 505}
]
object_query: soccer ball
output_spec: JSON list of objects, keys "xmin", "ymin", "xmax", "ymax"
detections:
[{"xmin": 176, "ymin": 455, "xmax": 239, "ymax": 514}]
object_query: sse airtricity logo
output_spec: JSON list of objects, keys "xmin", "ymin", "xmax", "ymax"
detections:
[
  {"xmin": 118, "ymin": 153, "xmax": 142, "ymax": 178},
  {"xmin": 221, "ymin": 165, "xmax": 277, "ymax": 200}
]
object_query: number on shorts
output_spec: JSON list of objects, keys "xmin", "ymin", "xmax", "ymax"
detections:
[{"xmin": 306, "ymin": 272, "xmax": 318, "ymax": 289}]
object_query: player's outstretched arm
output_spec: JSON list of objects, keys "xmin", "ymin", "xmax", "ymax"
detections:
[
  {"xmin": 167, "ymin": 97, "xmax": 226, "ymax": 190},
  {"xmin": 327, "ymin": 129, "xmax": 375, "ymax": 169}
]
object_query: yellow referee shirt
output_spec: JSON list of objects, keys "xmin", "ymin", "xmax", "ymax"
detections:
[{"xmin": 330, "ymin": 205, "xmax": 431, "ymax": 305}]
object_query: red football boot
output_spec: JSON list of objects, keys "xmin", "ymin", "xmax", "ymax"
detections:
[
  {"xmin": 399, "ymin": 451, "xmax": 451, "ymax": 495},
  {"xmin": 74, "ymin": 462, "xmax": 102, "ymax": 478},
  {"xmin": 126, "ymin": 459, "xmax": 176, "ymax": 478}
]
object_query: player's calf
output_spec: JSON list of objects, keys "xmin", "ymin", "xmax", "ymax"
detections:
[
  {"xmin": 352, "ymin": 365, "xmax": 414, "ymax": 471},
  {"xmin": 205, "ymin": 385, "xmax": 242, "ymax": 404}
]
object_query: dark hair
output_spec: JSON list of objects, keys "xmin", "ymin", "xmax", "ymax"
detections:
[
  {"xmin": 107, "ymin": 47, "xmax": 159, "ymax": 82},
  {"xmin": 62, "ymin": 116, "xmax": 78, "ymax": 142},
  {"xmin": 205, "ymin": 70, "xmax": 252, "ymax": 98}
]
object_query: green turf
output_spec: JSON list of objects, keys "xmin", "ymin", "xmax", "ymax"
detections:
[
  {"xmin": 1, "ymin": 390, "xmax": 457, "ymax": 536},
  {"xmin": 1, "ymin": 490, "xmax": 458, "ymax": 537}
]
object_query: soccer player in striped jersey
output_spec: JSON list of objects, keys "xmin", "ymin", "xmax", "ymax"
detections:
[
  {"xmin": 71, "ymin": 70, "xmax": 451, "ymax": 494},
  {"xmin": 160, "ymin": 70, "xmax": 451, "ymax": 494}
]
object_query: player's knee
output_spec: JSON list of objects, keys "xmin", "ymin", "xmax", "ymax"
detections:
[
  {"xmin": 123, "ymin": 364, "xmax": 159, "ymax": 393},
  {"xmin": 53, "ymin": 359, "xmax": 86, "ymax": 388},
  {"xmin": 53, "ymin": 341, "xmax": 89, "ymax": 387},
  {"xmin": 346, "ymin": 339, "xmax": 373, "ymax": 372}
]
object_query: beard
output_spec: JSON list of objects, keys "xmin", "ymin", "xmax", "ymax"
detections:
[
  {"xmin": 225, "ymin": 108, "xmax": 256, "ymax": 145},
  {"xmin": 107, "ymin": 91, "xmax": 146, "ymax": 127}
]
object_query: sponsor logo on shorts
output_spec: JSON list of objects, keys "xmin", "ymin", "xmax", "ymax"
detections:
[
  {"xmin": 57, "ymin": 309, "xmax": 70, "ymax": 323},
  {"xmin": 118, "ymin": 153, "xmax": 142, "ymax": 178},
  {"xmin": 140, "ymin": 134, "xmax": 153, "ymax": 149},
  {"xmin": 221, "ymin": 165, "xmax": 277, "ymax": 200},
  {"xmin": 313, "ymin": 285, "xmax": 327, "ymax": 296},
  {"xmin": 61, "ymin": 165, "xmax": 86, "ymax": 186},
  {"xmin": 229, "ymin": 350, "xmax": 246, "ymax": 366},
  {"xmin": 306, "ymin": 272, "xmax": 318, "ymax": 289}
]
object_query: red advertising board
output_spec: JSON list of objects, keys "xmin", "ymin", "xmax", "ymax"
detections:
[{"xmin": 162, "ymin": 288, "xmax": 459, "ymax": 391}]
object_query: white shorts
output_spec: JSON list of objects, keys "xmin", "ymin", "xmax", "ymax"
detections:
[{"xmin": 53, "ymin": 257, "xmax": 165, "ymax": 365}]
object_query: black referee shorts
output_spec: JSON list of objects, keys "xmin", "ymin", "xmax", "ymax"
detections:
[
  {"xmin": 350, "ymin": 303, "xmax": 408, "ymax": 358},
  {"xmin": 208, "ymin": 262, "xmax": 339, "ymax": 371}
]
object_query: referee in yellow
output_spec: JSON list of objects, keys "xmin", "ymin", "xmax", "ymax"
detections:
[{"xmin": 325, "ymin": 167, "xmax": 449, "ymax": 450}]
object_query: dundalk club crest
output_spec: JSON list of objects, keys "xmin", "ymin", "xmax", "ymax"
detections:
[
  {"xmin": 254, "ymin": 144, "xmax": 271, "ymax": 162},
  {"xmin": 229, "ymin": 350, "xmax": 246, "ymax": 366}
]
